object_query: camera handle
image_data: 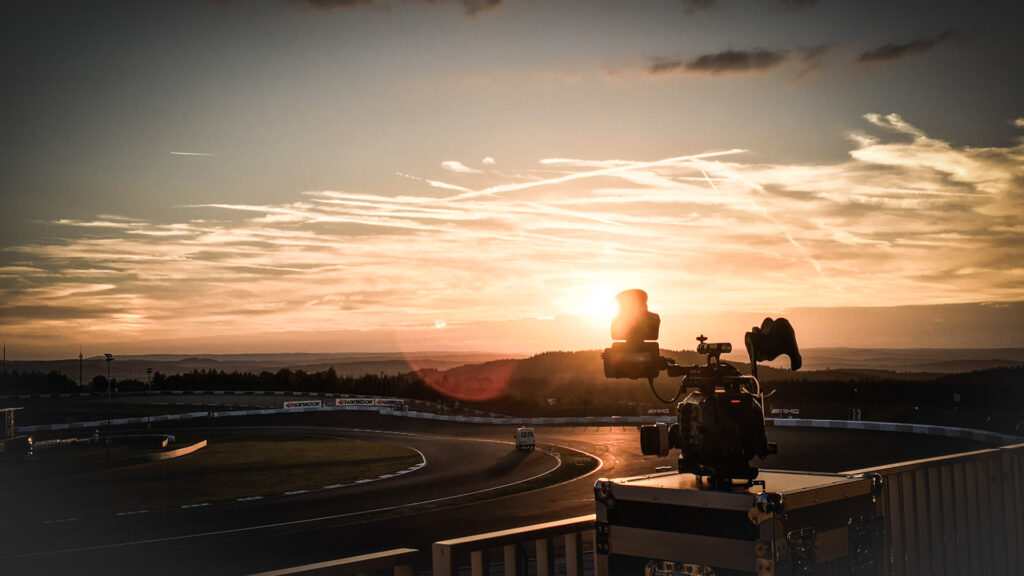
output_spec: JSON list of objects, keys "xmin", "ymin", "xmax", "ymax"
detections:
[{"xmin": 744, "ymin": 317, "xmax": 802, "ymax": 379}]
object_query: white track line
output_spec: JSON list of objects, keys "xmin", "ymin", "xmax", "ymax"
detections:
[
  {"xmin": 37, "ymin": 436, "xmax": 428, "ymax": 523},
  {"xmin": 5, "ymin": 431, "xmax": 578, "ymax": 561}
]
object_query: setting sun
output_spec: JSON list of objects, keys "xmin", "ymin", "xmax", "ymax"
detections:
[
  {"xmin": 577, "ymin": 286, "xmax": 623, "ymax": 326},
  {"xmin": 1, "ymin": 1, "xmax": 1022, "ymax": 359},
  {"xmin": 1, "ymin": 3, "xmax": 1022, "ymax": 576}
]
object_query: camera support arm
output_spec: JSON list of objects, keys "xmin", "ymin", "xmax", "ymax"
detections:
[{"xmin": 744, "ymin": 317, "xmax": 802, "ymax": 379}]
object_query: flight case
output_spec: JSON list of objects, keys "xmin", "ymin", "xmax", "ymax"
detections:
[{"xmin": 593, "ymin": 470, "xmax": 885, "ymax": 576}]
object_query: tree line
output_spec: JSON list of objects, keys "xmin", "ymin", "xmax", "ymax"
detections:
[
  {"xmin": 765, "ymin": 366, "xmax": 1024, "ymax": 434},
  {"xmin": 0, "ymin": 367, "xmax": 445, "ymax": 402},
  {"xmin": 2, "ymin": 361, "xmax": 1021, "ymax": 434}
]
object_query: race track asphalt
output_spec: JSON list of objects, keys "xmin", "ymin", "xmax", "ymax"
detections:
[{"xmin": 0, "ymin": 411, "xmax": 996, "ymax": 575}]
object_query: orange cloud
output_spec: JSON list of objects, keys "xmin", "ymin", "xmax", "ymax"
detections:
[{"xmin": 3, "ymin": 114, "xmax": 1022, "ymax": 357}]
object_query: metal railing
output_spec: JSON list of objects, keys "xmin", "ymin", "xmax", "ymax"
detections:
[
  {"xmin": 250, "ymin": 548, "xmax": 419, "ymax": 576},
  {"xmin": 431, "ymin": 515, "xmax": 596, "ymax": 576},
  {"xmin": 254, "ymin": 440, "xmax": 1024, "ymax": 576},
  {"xmin": 846, "ymin": 442, "xmax": 1024, "ymax": 576}
]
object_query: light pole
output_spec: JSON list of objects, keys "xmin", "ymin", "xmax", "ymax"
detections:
[{"xmin": 105, "ymin": 353, "xmax": 113, "ymax": 458}]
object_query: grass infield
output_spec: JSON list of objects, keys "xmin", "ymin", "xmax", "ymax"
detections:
[{"xmin": 1, "ymin": 433, "xmax": 422, "ymax": 520}]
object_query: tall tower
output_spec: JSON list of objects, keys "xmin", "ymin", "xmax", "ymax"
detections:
[{"xmin": 79, "ymin": 347, "xmax": 84, "ymax": 388}]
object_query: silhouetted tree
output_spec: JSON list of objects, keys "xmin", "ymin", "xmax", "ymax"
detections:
[{"xmin": 0, "ymin": 369, "xmax": 78, "ymax": 394}]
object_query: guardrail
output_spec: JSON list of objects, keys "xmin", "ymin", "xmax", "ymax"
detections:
[
  {"xmin": 772, "ymin": 417, "xmax": 1021, "ymax": 445},
  {"xmin": 15, "ymin": 406, "xmax": 667, "ymax": 434},
  {"xmin": 246, "ymin": 517, "xmax": 598, "ymax": 576},
  {"xmin": 19, "ymin": 411, "xmax": 210, "ymax": 433},
  {"xmin": 432, "ymin": 515, "xmax": 596, "ymax": 576},
  {"xmin": 19, "ymin": 403, "xmax": 1024, "ymax": 447},
  {"xmin": 249, "ymin": 548, "xmax": 419, "ymax": 576}
]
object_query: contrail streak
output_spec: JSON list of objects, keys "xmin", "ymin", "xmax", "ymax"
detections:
[
  {"xmin": 700, "ymin": 168, "xmax": 721, "ymax": 194},
  {"xmin": 447, "ymin": 149, "xmax": 746, "ymax": 201}
]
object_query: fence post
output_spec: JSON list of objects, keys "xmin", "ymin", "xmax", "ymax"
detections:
[
  {"xmin": 503, "ymin": 544, "xmax": 520, "ymax": 576},
  {"xmin": 594, "ymin": 548, "xmax": 610, "ymax": 576},
  {"xmin": 471, "ymin": 549, "xmax": 486, "ymax": 576},
  {"xmin": 536, "ymin": 537, "xmax": 553, "ymax": 576},
  {"xmin": 432, "ymin": 542, "xmax": 455, "ymax": 576},
  {"xmin": 565, "ymin": 532, "xmax": 583, "ymax": 576}
]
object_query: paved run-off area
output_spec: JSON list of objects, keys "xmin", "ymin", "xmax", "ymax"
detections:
[{"xmin": 0, "ymin": 432, "xmax": 423, "ymax": 524}]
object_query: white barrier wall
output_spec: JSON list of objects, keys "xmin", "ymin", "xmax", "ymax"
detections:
[
  {"xmin": 770, "ymin": 417, "xmax": 1021, "ymax": 445},
  {"xmin": 13, "ymin": 392, "xmax": 1024, "ymax": 446}
]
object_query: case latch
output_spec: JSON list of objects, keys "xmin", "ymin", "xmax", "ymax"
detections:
[
  {"xmin": 849, "ymin": 515, "xmax": 885, "ymax": 572},
  {"xmin": 784, "ymin": 527, "xmax": 816, "ymax": 576},
  {"xmin": 595, "ymin": 520, "xmax": 610, "ymax": 555}
]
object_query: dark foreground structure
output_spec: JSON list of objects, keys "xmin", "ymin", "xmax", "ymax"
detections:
[
  {"xmin": 259, "ymin": 440, "xmax": 1023, "ymax": 576},
  {"xmin": 256, "ymin": 291, "xmax": 1023, "ymax": 575}
]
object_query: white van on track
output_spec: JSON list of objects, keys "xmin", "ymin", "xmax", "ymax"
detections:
[{"xmin": 513, "ymin": 426, "xmax": 535, "ymax": 451}]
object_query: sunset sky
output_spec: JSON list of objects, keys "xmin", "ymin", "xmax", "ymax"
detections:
[{"xmin": 2, "ymin": 0, "xmax": 1023, "ymax": 359}]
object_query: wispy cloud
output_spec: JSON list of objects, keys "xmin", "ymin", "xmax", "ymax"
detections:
[
  {"xmin": 794, "ymin": 44, "xmax": 830, "ymax": 78},
  {"xmin": 396, "ymin": 172, "xmax": 473, "ymax": 192},
  {"xmin": 648, "ymin": 45, "xmax": 830, "ymax": 78},
  {"xmin": 53, "ymin": 219, "xmax": 136, "ymax": 229},
  {"xmin": 3, "ymin": 115, "xmax": 1023, "ymax": 353},
  {"xmin": 286, "ymin": 0, "xmax": 502, "ymax": 15},
  {"xmin": 857, "ymin": 30, "xmax": 957, "ymax": 64},
  {"xmin": 446, "ymin": 149, "xmax": 746, "ymax": 200},
  {"xmin": 287, "ymin": 0, "xmax": 375, "ymax": 9},
  {"xmin": 683, "ymin": 0, "xmax": 716, "ymax": 14},
  {"xmin": 441, "ymin": 160, "xmax": 482, "ymax": 174},
  {"xmin": 446, "ymin": 0, "xmax": 501, "ymax": 15},
  {"xmin": 170, "ymin": 151, "xmax": 218, "ymax": 157},
  {"xmin": 684, "ymin": 0, "xmax": 820, "ymax": 14},
  {"xmin": 651, "ymin": 49, "xmax": 786, "ymax": 76}
]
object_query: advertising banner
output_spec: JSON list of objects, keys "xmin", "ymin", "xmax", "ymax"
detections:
[
  {"xmin": 335, "ymin": 397, "xmax": 405, "ymax": 407},
  {"xmin": 283, "ymin": 400, "xmax": 323, "ymax": 409}
]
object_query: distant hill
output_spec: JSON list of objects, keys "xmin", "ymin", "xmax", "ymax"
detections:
[
  {"xmin": 739, "ymin": 347, "xmax": 1024, "ymax": 373},
  {"xmin": 503, "ymin": 347, "xmax": 1024, "ymax": 386},
  {"xmin": 6, "ymin": 347, "xmax": 1021, "ymax": 434},
  {"xmin": 4, "ymin": 352, "xmax": 518, "ymax": 384},
  {"xmin": 7, "ymin": 347, "xmax": 1022, "ymax": 393},
  {"xmin": 407, "ymin": 346, "xmax": 1024, "ymax": 408}
]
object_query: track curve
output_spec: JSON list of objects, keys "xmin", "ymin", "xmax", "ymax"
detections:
[{"xmin": 0, "ymin": 413, "xmax": 998, "ymax": 576}]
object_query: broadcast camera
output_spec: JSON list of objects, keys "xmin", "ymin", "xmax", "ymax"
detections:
[{"xmin": 602, "ymin": 289, "xmax": 802, "ymax": 489}]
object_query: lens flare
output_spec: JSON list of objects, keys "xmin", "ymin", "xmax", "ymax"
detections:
[
  {"xmin": 413, "ymin": 360, "xmax": 517, "ymax": 402},
  {"xmin": 391, "ymin": 327, "xmax": 516, "ymax": 401}
]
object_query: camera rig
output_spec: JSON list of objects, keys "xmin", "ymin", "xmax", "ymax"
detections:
[{"xmin": 602, "ymin": 289, "xmax": 802, "ymax": 489}]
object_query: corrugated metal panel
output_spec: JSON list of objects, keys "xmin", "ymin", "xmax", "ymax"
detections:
[
  {"xmin": 849, "ymin": 443, "xmax": 1024, "ymax": 576},
  {"xmin": 1003, "ymin": 444, "xmax": 1024, "ymax": 573},
  {"xmin": 925, "ymin": 466, "xmax": 942, "ymax": 576}
]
